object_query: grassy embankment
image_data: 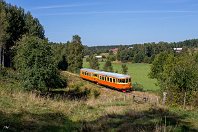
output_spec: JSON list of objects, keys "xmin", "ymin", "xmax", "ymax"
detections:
[
  {"xmin": 83, "ymin": 61, "xmax": 159, "ymax": 91},
  {"xmin": 0, "ymin": 70, "xmax": 198, "ymax": 131}
]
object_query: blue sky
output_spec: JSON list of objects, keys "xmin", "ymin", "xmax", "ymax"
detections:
[{"xmin": 5, "ymin": 0, "xmax": 198, "ymax": 46}]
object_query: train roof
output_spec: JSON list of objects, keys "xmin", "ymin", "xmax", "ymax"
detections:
[{"xmin": 81, "ymin": 68, "xmax": 131, "ymax": 79}]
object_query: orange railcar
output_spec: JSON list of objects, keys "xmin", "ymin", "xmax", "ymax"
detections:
[{"xmin": 80, "ymin": 68, "xmax": 132, "ymax": 91}]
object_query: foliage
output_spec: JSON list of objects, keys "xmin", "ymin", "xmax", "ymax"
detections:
[
  {"xmin": 66, "ymin": 35, "xmax": 84, "ymax": 73},
  {"xmin": 50, "ymin": 35, "xmax": 84, "ymax": 72},
  {"xmin": 93, "ymin": 89, "xmax": 100, "ymax": 99},
  {"xmin": 84, "ymin": 38, "xmax": 198, "ymax": 64},
  {"xmin": 132, "ymin": 82, "xmax": 144, "ymax": 91},
  {"xmin": 150, "ymin": 52, "xmax": 198, "ymax": 106},
  {"xmin": 121, "ymin": 64, "xmax": 128, "ymax": 74},
  {"xmin": 50, "ymin": 43, "xmax": 68, "ymax": 70},
  {"xmin": 103, "ymin": 59, "xmax": 113, "ymax": 72},
  {"xmin": 149, "ymin": 52, "xmax": 172, "ymax": 80},
  {"xmin": 88, "ymin": 55, "xmax": 100, "ymax": 70},
  {"xmin": 133, "ymin": 52, "xmax": 145, "ymax": 63},
  {"xmin": 0, "ymin": 1, "xmax": 9, "ymax": 67},
  {"xmin": 0, "ymin": 0, "xmax": 45, "ymax": 67},
  {"xmin": 14, "ymin": 36, "xmax": 66, "ymax": 92}
]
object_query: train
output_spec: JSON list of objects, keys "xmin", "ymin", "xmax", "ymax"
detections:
[{"xmin": 80, "ymin": 68, "xmax": 132, "ymax": 92}]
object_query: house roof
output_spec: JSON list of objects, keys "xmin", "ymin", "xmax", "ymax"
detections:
[{"xmin": 81, "ymin": 68, "xmax": 131, "ymax": 79}]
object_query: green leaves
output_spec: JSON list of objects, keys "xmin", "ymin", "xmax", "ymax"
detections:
[
  {"xmin": 66, "ymin": 35, "xmax": 84, "ymax": 73},
  {"xmin": 121, "ymin": 64, "xmax": 128, "ymax": 74},
  {"xmin": 0, "ymin": 1, "xmax": 45, "ymax": 67},
  {"xmin": 89, "ymin": 55, "xmax": 100, "ymax": 70},
  {"xmin": 103, "ymin": 59, "xmax": 113, "ymax": 72},
  {"xmin": 149, "ymin": 52, "xmax": 198, "ymax": 105},
  {"xmin": 14, "ymin": 36, "xmax": 65, "ymax": 92}
]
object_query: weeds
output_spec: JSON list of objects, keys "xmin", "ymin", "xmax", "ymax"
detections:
[{"xmin": 0, "ymin": 71, "xmax": 198, "ymax": 131}]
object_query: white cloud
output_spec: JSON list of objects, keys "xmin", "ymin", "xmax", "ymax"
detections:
[
  {"xmin": 37, "ymin": 10, "xmax": 197, "ymax": 16},
  {"xmin": 31, "ymin": 3, "xmax": 98, "ymax": 10}
]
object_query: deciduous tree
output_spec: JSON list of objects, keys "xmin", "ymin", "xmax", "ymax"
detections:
[
  {"xmin": 14, "ymin": 36, "xmax": 65, "ymax": 91},
  {"xmin": 89, "ymin": 55, "xmax": 100, "ymax": 70},
  {"xmin": 121, "ymin": 64, "xmax": 128, "ymax": 74}
]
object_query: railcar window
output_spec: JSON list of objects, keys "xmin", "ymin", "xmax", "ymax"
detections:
[
  {"xmin": 102, "ymin": 76, "xmax": 104, "ymax": 80},
  {"xmin": 121, "ymin": 79, "xmax": 126, "ymax": 83},
  {"xmin": 113, "ymin": 78, "xmax": 115, "ymax": 83},
  {"xmin": 129, "ymin": 78, "xmax": 131, "ymax": 82},
  {"xmin": 126, "ymin": 78, "xmax": 128, "ymax": 83},
  {"xmin": 107, "ymin": 77, "xmax": 109, "ymax": 81},
  {"xmin": 93, "ymin": 74, "xmax": 97, "ymax": 77},
  {"xmin": 100, "ymin": 76, "xmax": 101, "ymax": 80},
  {"xmin": 110, "ymin": 78, "xmax": 112, "ymax": 82}
]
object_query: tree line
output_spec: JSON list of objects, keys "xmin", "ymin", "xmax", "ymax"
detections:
[
  {"xmin": 0, "ymin": 0, "xmax": 45, "ymax": 67},
  {"xmin": 85, "ymin": 40, "xmax": 198, "ymax": 64},
  {"xmin": 0, "ymin": 1, "xmax": 84, "ymax": 92}
]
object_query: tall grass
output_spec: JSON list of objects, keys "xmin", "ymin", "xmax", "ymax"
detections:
[{"xmin": 1, "ymin": 70, "xmax": 198, "ymax": 131}]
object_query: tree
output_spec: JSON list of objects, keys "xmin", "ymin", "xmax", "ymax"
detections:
[
  {"xmin": 121, "ymin": 64, "xmax": 128, "ymax": 74},
  {"xmin": 24, "ymin": 12, "xmax": 45, "ymax": 39},
  {"xmin": 51, "ymin": 43, "xmax": 68, "ymax": 70},
  {"xmin": 149, "ymin": 52, "xmax": 198, "ymax": 106},
  {"xmin": 133, "ymin": 52, "xmax": 144, "ymax": 63},
  {"xmin": 89, "ymin": 55, "xmax": 100, "ymax": 70},
  {"xmin": 14, "ymin": 36, "xmax": 65, "ymax": 91},
  {"xmin": 57, "ymin": 55, "xmax": 68, "ymax": 70},
  {"xmin": 66, "ymin": 35, "xmax": 84, "ymax": 73},
  {"xmin": 149, "ymin": 52, "xmax": 172, "ymax": 80},
  {"xmin": 0, "ymin": 1, "xmax": 45, "ymax": 67},
  {"xmin": 0, "ymin": 1, "xmax": 9, "ymax": 67},
  {"xmin": 103, "ymin": 59, "xmax": 113, "ymax": 72}
]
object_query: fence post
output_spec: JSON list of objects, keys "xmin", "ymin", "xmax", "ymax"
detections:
[
  {"xmin": 183, "ymin": 92, "xmax": 187, "ymax": 109},
  {"xmin": 162, "ymin": 92, "xmax": 167, "ymax": 105},
  {"xmin": 124, "ymin": 94, "xmax": 126, "ymax": 101}
]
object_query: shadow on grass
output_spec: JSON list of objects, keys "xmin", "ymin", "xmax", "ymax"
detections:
[
  {"xmin": 0, "ymin": 107, "xmax": 197, "ymax": 131},
  {"xmin": 81, "ymin": 108, "xmax": 198, "ymax": 132},
  {"xmin": 43, "ymin": 88, "xmax": 91, "ymax": 101},
  {"xmin": 0, "ymin": 110, "xmax": 78, "ymax": 132}
]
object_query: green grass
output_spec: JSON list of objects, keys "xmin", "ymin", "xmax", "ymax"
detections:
[
  {"xmin": 83, "ymin": 61, "xmax": 159, "ymax": 91},
  {"xmin": 1, "ymin": 72, "xmax": 198, "ymax": 131}
]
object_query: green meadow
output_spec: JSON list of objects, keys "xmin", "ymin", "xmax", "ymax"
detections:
[{"xmin": 83, "ymin": 61, "xmax": 159, "ymax": 91}]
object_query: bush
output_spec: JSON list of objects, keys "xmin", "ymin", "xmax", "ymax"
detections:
[
  {"xmin": 132, "ymin": 82, "xmax": 144, "ymax": 91},
  {"xmin": 14, "ymin": 36, "xmax": 66, "ymax": 92},
  {"xmin": 93, "ymin": 89, "xmax": 100, "ymax": 99},
  {"xmin": 0, "ymin": 66, "xmax": 7, "ymax": 77}
]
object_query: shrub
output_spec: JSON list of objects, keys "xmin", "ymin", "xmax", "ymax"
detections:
[
  {"xmin": 14, "ymin": 36, "xmax": 66, "ymax": 92},
  {"xmin": 93, "ymin": 89, "xmax": 100, "ymax": 99},
  {"xmin": 132, "ymin": 82, "xmax": 144, "ymax": 91}
]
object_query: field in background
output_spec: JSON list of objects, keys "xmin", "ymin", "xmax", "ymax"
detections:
[{"xmin": 83, "ymin": 61, "xmax": 159, "ymax": 91}]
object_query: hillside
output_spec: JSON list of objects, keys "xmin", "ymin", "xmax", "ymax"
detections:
[{"xmin": 1, "ymin": 71, "xmax": 198, "ymax": 131}]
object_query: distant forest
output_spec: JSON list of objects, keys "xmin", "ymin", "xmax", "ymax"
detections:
[{"xmin": 83, "ymin": 39, "xmax": 198, "ymax": 63}]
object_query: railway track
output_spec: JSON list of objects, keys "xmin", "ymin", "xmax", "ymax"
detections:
[{"xmin": 62, "ymin": 71, "xmax": 160, "ymax": 105}]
